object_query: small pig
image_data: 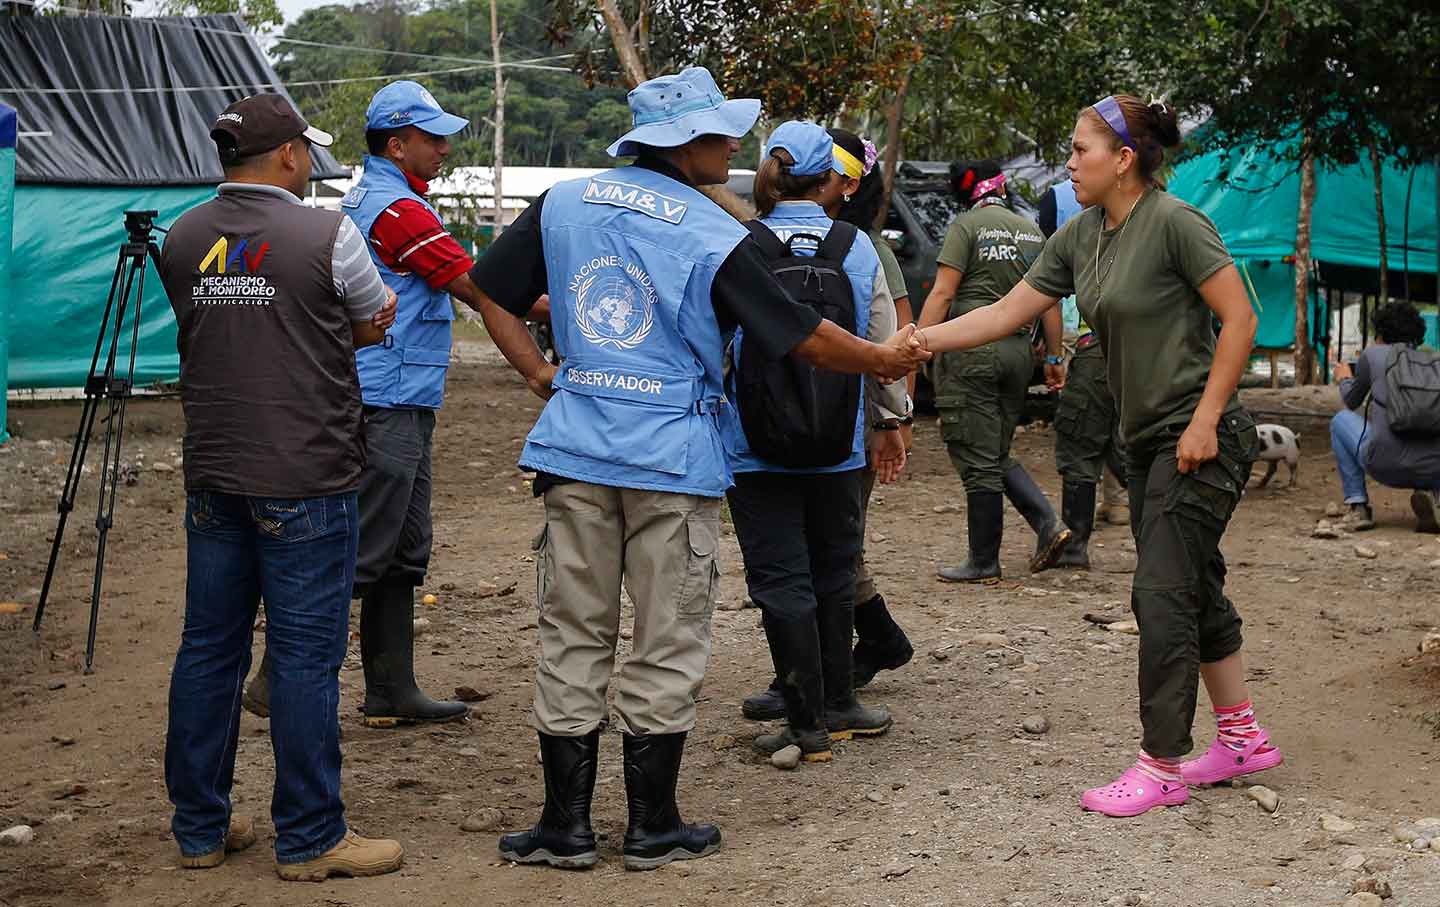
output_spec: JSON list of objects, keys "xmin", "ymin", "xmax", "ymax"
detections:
[{"xmin": 1252, "ymin": 423, "xmax": 1300, "ymax": 488}]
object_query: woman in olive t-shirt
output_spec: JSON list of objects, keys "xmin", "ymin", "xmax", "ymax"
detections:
[{"xmin": 914, "ymin": 95, "xmax": 1283, "ymax": 818}]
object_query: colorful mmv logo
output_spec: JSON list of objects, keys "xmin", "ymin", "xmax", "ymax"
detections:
[{"xmin": 199, "ymin": 236, "xmax": 270, "ymax": 274}]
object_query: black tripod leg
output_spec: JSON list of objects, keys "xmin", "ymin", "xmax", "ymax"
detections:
[
  {"xmin": 82, "ymin": 247, "xmax": 146, "ymax": 673},
  {"xmin": 31, "ymin": 250, "xmax": 130, "ymax": 636}
]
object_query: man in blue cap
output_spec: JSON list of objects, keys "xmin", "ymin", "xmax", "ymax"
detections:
[
  {"xmin": 462, "ymin": 66, "xmax": 929, "ymax": 871},
  {"xmin": 245, "ymin": 80, "xmax": 517, "ymax": 726}
]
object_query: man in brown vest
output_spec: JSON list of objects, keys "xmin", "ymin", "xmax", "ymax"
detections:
[{"xmin": 156, "ymin": 93, "xmax": 404, "ymax": 882}]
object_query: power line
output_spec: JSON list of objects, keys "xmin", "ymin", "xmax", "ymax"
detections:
[
  {"xmin": 2, "ymin": 1, "xmax": 579, "ymax": 72},
  {"xmin": 0, "ymin": 63, "xmax": 496, "ymax": 94}
]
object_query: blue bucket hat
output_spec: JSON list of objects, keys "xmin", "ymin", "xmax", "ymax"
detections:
[
  {"xmin": 607, "ymin": 67, "xmax": 761, "ymax": 158},
  {"xmin": 763, "ymin": 121, "xmax": 854, "ymax": 177},
  {"xmin": 366, "ymin": 80, "xmax": 469, "ymax": 136}
]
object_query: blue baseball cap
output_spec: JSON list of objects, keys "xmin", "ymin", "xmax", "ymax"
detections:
[
  {"xmin": 607, "ymin": 67, "xmax": 761, "ymax": 158},
  {"xmin": 365, "ymin": 80, "xmax": 469, "ymax": 136},
  {"xmin": 764, "ymin": 121, "xmax": 848, "ymax": 177}
]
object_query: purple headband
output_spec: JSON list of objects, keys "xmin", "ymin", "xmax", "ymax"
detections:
[
  {"xmin": 1093, "ymin": 95, "xmax": 1135, "ymax": 149},
  {"xmin": 971, "ymin": 172, "xmax": 1006, "ymax": 201}
]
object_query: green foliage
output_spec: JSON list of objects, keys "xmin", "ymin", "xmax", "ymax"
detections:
[
  {"xmin": 161, "ymin": 0, "xmax": 284, "ymax": 29},
  {"xmin": 275, "ymin": 0, "xmax": 631, "ymax": 168}
]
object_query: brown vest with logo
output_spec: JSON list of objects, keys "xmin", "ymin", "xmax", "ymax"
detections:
[{"xmin": 158, "ymin": 186, "xmax": 363, "ymax": 497}]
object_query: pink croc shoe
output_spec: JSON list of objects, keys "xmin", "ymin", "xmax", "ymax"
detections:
[
  {"xmin": 1080, "ymin": 767, "xmax": 1188, "ymax": 817},
  {"xmin": 1180, "ymin": 730, "xmax": 1284, "ymax": 786}
]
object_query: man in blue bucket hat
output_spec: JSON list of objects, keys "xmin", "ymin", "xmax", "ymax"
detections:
[{"xmin": 465, "ymin": 66, "xmax": 930, "ymax": 871}]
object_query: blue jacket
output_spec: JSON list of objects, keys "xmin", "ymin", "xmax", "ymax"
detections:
[
  {"xmin": 722, "ymin": 200, "xmax": 877, "ymax": 475},
  {"xmin": 520, "ymin": 165, "xmax": 748, "ymax": 497},
  {"xmin": 342, "ymin": 156, "xmax": 454, "ymax": 409}
]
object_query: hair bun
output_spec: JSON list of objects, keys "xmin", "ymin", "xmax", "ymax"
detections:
[{"xmin": 1147, "ymin": 101, "xmax": 1182, "ymax": 148}]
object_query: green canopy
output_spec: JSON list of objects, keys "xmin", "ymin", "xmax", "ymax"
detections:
[
  {"xmin": 1169, "ymin": 141, "xmax": 1437, "ymax": 350},
  {"xmin": 1, "ymin": 102, "xmax": 14, "ymax": 443}
]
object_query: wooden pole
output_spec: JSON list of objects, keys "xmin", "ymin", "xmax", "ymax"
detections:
[
  {"xmin": 490, "ymin": 0, "xmax": 505, "ymax": 236},
  {"xmin": 1369, "ymin": 139, "xmax": 1388, "ymax": 303},
  {"xmin": 1292, "ymin": 143, "xmax": 1318, "ymax": 385}
]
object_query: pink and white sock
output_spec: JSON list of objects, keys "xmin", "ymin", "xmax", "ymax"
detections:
[
  {"xmin": 1214, "ymin": 699, "xmax": 1273, "ymax": 752},
  {"xmin": 1135, "ymin": 750, "xmax": 1183, "ymax": 785}
]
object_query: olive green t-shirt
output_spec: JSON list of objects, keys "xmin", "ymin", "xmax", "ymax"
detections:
[
  {"xmin": 1023, "ymin": 189, "xmax": 1235, "ymax": 450},
  {"xmin": 937, "ymin": 202, "xmax": 1046, "ymax": 333},
  {"xmin": 869, "ymin": 229, "xmax": 908, "ymax": 301}
]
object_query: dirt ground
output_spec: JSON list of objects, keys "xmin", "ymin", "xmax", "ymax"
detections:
[{"xmin": 2, "ymin": 348, "xmax": 1439, "ymax": 907}]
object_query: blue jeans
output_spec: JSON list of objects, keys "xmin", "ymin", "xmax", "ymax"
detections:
[
  {"xmin": 1330, "ymin": 409, "xmax": 1372, "ymax": 504},
  {"xmin": 165, "ymin": 490, "xmax": 357, "ymax": 864}
]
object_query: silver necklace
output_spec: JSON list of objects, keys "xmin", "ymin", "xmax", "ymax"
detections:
[{"xmin": 1093, "ymin": 189, "xmax": 1147, "ymax": 303}]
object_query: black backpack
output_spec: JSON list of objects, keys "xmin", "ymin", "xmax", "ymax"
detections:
[
  {"xmin": 733, "ymin": 220, "xmax": 862, "ymax": 468},
  {"xmin": 1384, "ymin": 344, "xmax": 1440, "ymax": 438}
]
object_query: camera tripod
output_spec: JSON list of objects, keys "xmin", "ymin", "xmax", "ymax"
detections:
[{"xmin": 31, "ymin": 210, "xmax": 163, "ymax": 674}]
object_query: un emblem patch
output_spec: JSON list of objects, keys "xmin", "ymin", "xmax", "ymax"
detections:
[{"xmin": 575, "ymin": 272, "xmax": 654, "ymax": 350}]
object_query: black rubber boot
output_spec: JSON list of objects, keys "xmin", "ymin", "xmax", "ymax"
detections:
[
  {"xmin": 819, "ymin": 598, "xmax": 891, "ymax": 741},
  {"xmin": 937, "ymin": 492, "xmax": 1004, "ymax": 583},
  {"xmin": 360, "ymin": 577, "xmax": 470, "ymax": 727},
  {"xmin": 741, "ymin": 677, "xmax": 786, "ymax": 721},
  {"xmin": 621, "ymin": 733, "xmax": 721, "ymax": 870},
  {"xmin": 1054, "ymin": 481, "xmax": 1096, "ymax": 569},
  {"xmin": 751, "ymin": 612, "xmax": 832, "ymax": 762},
  {"xmin": 1002, "ymin": 463, "xmax": 1072, "ymax": 573},
  {"xmin": 851, "ymin": 593, "xmax": 914, "ymax": 689},
  {"xmin": 498, "ymin": 730, "xmax": 600, "ymax": 869},
  {"xmin": 242, "ymin": 649, "xmax": 270, "ymax": 718}
]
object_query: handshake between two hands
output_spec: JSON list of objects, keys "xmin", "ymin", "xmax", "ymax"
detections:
[{"xmin": 875, "ymin": 323, "xmax": 932, "ymax": 382}]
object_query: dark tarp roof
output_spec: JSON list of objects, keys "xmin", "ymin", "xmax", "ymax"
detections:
[{"xmin": 0, "ymin": 14, "xmax": 348, "ymax": 186}]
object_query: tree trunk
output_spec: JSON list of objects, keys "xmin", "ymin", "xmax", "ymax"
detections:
[
  {"xmin": 490, "ymin": 0, "xmax": 505, "ymax": 236},
  {"xmin": 596, "ymin": 0, "xmax": 648, "ymax": 89},
  {"xmin": 1293, "ymin": 145, "xmax": 1317, "ymax": 385},
  {"xmin": 878, "ymin": 68, "xmax": 911, "ymax": 230},
  {"xmin": 1368, "ymin": 139, "xmax": 1388, "ymax": 302}
]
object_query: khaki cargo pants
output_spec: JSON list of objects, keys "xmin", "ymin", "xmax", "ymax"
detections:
[{"xmin": 531, "ymin": 480, "xmax": 721, "ymax": 737}]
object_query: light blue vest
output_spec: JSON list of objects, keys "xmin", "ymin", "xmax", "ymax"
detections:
[
  {"xmin": 342, "ymin": 156, "xmax": 454, "ymax": 409},
  {"xmin": 722, "ymin": 200, "xmax": 875, "ymax": 475},
  {"xmin": 1052, "ymin": 181, "xmax": 1085, "ymax": 336},
  {"xmin": 522, "ymin": 165, "xmax": 747, "ymax": 497}
]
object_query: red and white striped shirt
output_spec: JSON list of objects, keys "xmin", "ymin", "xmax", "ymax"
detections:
[{"xmin": 367, "ymin": 169, "xmax": 474, "ymax": 290}]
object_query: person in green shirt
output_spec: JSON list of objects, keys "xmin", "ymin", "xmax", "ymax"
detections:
[
  {"xmin": 912, "ymin": 94, "xmax": 1284, "ymax": 818},
  {"xmin": 917, "ymin": 161, "xmax": 1070, "ymax": 583}
]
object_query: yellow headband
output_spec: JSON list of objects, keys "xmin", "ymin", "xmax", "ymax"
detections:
[{"xmin": 832, "ymin": 144, "xmax": 864, "ymax": 179}]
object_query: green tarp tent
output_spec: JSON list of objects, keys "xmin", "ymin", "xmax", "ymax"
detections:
[
  {"xmin": 0, "ymin": 102, "xmax": 14, "ymax": 443},
  {"xmin": 0, "ymin": 14, "xmax": 348, "ymax": 391},
  {"xmin": 1168, "ymin": 140, "xmax": 1438, "ymax": 352}
]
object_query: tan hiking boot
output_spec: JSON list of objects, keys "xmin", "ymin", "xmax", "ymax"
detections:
[
  {"xmin": 1099, "ymin": 472, "xmax": 1130, "ymax": 526},
  {"xmin": 274, "ymin": 829, "xmax": 403, "ymax": 882},
  {"xmin": 178, "ymin": 815, "xmax": 258, "ymax": 868}
]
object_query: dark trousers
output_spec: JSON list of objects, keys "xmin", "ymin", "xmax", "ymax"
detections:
[
  {"xmin": 935, "ymin": 334, "xmax": 1033, "ymax": 493},
  {"xmin": 727, "ymin": 470, "xmax": 864, "ymax": 625},
  {"xmin": 165, "ymin": 490, "xmax": 356, "ymax": 863},
  {"xmin": 355, "ymin": 406, "xmax": 435, "ymax": 591},
  {"xmin": 1127, "ymin": 409, "xmax": 1258, "ymax": 757},
  {"xmin": 1055, "ymin": 339, "xmax": 1126, "ymax": 484}
]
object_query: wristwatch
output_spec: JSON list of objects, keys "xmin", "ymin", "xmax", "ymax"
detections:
[{"xmin": 1044, "ymin": 354, "xmax": 1064, "ymax": 366}]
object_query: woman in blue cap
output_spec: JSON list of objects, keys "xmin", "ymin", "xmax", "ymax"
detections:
[
  {"xmin": 739, "ymin": 126, "xmax": 916, "ymax": 723},
  {"xmin": 468, "ymin": 70, "xmax": 929, "ymax": 869},
  {"xmin": 910, "ymin": 94, "xmax": 1282, "ymax": 817},
  {"xmin": 725, "ymin": 120, "xmax": 912, "ymax": 765}
]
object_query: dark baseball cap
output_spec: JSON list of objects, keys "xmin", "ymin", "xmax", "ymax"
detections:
[{"xmin": 210, "ymin": 94, "xmax": 334, "ymax": 163}]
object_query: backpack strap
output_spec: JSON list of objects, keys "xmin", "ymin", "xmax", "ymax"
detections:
[
  {"xmin": 815, "ymin": 220, "xmax": 858, "ymax": 263},
  {"xmin": 743, "ymin": 220, "xmax": 790, "ymax": 259}
]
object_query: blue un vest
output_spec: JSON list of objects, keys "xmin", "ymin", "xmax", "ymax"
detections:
[
  {"xmin": 522, "ymin": 165, "xmax": 747, "ymax": 497},
  {"xmin": 341, "ymin": 156, "xmax": 454, "ymax": 409},
  {"xmin": 1052, "ymin": 181, "xmax": 1085, "ymax": 336},
  {"xmin": 721, "ymin": 200, "xmax": 876, "ymax": 475}
]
